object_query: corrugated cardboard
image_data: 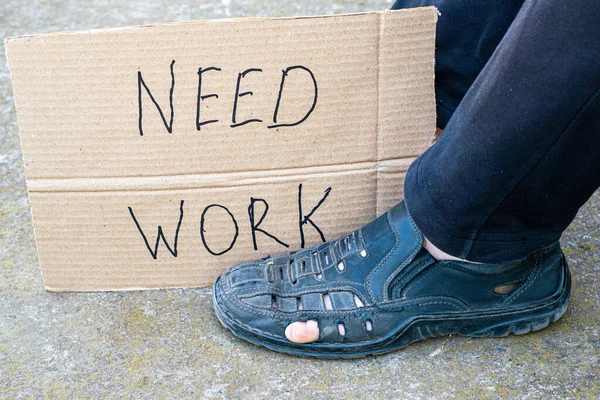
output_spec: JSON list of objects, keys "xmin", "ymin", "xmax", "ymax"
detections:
[{"xmin": 5, "ymin": 8, "xmax": 437, "ymax": 291}]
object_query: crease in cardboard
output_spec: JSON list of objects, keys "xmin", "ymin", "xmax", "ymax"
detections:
[{"xmin": 28, "ymin": 158, "xmax": 415, "ymax": 192}]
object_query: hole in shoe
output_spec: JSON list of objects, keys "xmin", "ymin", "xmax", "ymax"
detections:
[
  {"xmin": 323, "ymin": 293, "xmax": 333, "ymax": 310},
  {"xmin": 312, "ymin": 251, "xmax": 319, "ymax": 265},
  {"xmin": 493, "ymin": 282, "xmax": 521, "ymax": 294},
  {"xmin": 324, "ymin": 250, "xmax": 330, "ymax": 265},
  {"xmin": 337, "ymin": 260, "xmax": 345, "ymax": 271},
  {"xmin": 359, "ymin": 249, "xmax": 367, "ymax": 257},
  {"xmin": 279, "ymin": 267, "xmax": 284, "ymax": 280},
  {"xmin": 300, "ymin": 260, "xmax": 306, "ymax": 274},
  {"xmin": 365, "ymin": 319, "xmax": 373, "ymax": 332},
  {"xmin": 354, "ymin": 294, "xmax": 364, "ymax": 308},
  {"xmin": 296, "ymin": 297, "xmax": 303, "ymax": 311},
  {"xmin": 343, "ymin": 236, "xmax": 350, "ymax": 251},
  {"xmin": 271, "ymin": 295, "xmax": 277, "ymax": 309},
  {"xmin": 337, "ymin": 323, "xmax": 346, "ymax": 336}
]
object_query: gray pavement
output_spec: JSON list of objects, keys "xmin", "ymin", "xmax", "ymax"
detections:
[{"xmin": 1, "ymin": 1, "xmax": 599, "ymax": 398}]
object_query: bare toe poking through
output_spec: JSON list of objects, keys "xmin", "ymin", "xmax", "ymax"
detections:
[{"xmin": 285, "ymin": 320, "xmax": 319, "ymax": 343}]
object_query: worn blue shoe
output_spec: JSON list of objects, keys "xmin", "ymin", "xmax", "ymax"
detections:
[{"xmin": 212, "ymin": 201, "xmax": 571, "ymax": 359}]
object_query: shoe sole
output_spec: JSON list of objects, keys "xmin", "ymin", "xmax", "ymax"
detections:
[{"xmin": 213, "ymin": 259, "xmax": 571, "ymax": 359}]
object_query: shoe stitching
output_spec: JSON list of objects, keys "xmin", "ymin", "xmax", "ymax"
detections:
[
  {"xmin": 365, "ymin": 211, "xmax": 401, "ymax": 302},
  {"xmin": 234, "ymin": 282, "xmax": 367, "ymax": 300},
  {"xmin": 400, "ymin": 262, "xmax": 440, "ymax": 298},
  {"xmin": 217, "ymin": 247, "xmax": 564, "ymax": 347},
  {"xmin": 220, "ymin": 299, "xmax": 376, "ymax": 344},
  {"xmin": 224, "ymin": 287, "xmax": 378, "ymax": 319},
  {"xmin": 237, "ymin": 289, "xmax": 369, "ymax": 310},
  {"xmin": 382, "ymin": 210, "xmax": 424, "ymax": 301},
  {"xmin": 263, "ymin": 263, "xmax": 273, "ymax": 282},
  {"xmin": 292, "ymin": 260, "xmax": 312, "ymax": 282},
  {"xmin": 345, "ymin": 232, "xmax": 355, "ymax": 253},
  {"xmin": 358, "ymin": 228, "xmax": 367, "ymax": 251},
  {"xmin": 334, "ymin": 239, "xmax": 344, "ymax": 263},
  {"xmin": 398, "ymin": 257, "xmax": 534, "ymax": 301},
  {"xmin": 380, "ymin": 295, "xmax": 472, "ymax": 311},
  {"xmin": 225, "ymin": 271, "xmax": 234, "ymax": 292},
  {"xmin": 228, "ymin": 265, "xmax": 269, "ymax": 287},
  {"xmin": 286, "ymin": 258, "xmax": 293, "ymax": 284},
  {"xmin": 311, "ymin": 250, "xmax": 322, "ymax": 276},
  {"xmin": 495, "ymin": 252, "xmax": 543, "ymax": 308},
  {"xmin": 230, "ymin": 277, "xmax": 267, "ymax": 288},
  {"xmin": 223, "ymin": 286, "xmax": 472, "ymax": 323},
  {"xmin": 389, "ymin": 256, "xmax": 434, "ymax": 299},
  {"xmin": 397, "ymin": 301, "xmax": 465, "ymax": 311},
  {"xmin": 286, "ymin": 232, "xmax": 367, "ymax": 286},
  {"xmin": 224, "ymin": 281, "xmax": 275, "ymax": 296},
  {"xmin": 291, "ymin": 260, "xmax": 302, "ymax": 283},
  {"xmin": 219, "ymin": 291, "xmax": 384, "ymax": 345},
  {"xmin": 442, "ymin": 259, "xmax": 528, "ymax": 276},
  {"xmin": 329, "ymin": 293, "xmax": 339, "ymax": 310},
  {"xmin": 217, "ymin": 291, "xmax": 293, "ymax": 338},
  {"xmin": 235, "ymin": 282, "xmax": 470, "ymax": 314}
]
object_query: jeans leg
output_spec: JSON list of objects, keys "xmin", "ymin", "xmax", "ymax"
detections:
[
  {"xmin": 404, "ymin": 0, "xmax": 600, "ymax": 263},
  {"xmin": 390, "ymin": 0, "xmax": 525, "ymax": 128}
]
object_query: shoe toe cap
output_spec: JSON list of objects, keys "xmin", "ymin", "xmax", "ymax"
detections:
[{"xmin": 214, "ymin": 259, "xmax": 290, "ymax": 341}]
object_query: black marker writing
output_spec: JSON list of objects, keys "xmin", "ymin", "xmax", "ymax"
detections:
[
  {"xmin": 248, "ymin": 197, "xmax": 289, "ymax": 251},
  {"xmin": 196, "ymin": 67, "xmax": 222, "ymax": 130},
  {"xmin": 269, "ymin": 65, "xmax": 318, "ymax": 129},
  {"xmin": 231, "ymin": 68, "xmax": 263, "ymax": 128},
  {"xmin": 128, "ymin": 200, "xmax": 184, "ymax": 259},
  {"xmin": 138, "ymin": 60, "xmax": 175, "ymax": 136},
  {"xmin": 200, "ymin": 204, "xmax": 239, "ymax": 256},
  {"xmin": 297, "ymin": 184, "xmax": 331, "ymax": 248}
]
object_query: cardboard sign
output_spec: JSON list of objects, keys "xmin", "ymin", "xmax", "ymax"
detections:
[{"xmin": 5, "ymin": 8, "xmax": 437, "ymax": 291}]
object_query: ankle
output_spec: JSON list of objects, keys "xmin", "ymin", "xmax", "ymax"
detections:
[{"xmin": 424, "ymin": 236, "xmax": 473, "ymax": 262}]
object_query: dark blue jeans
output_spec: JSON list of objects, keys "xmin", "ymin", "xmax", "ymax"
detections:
[{"xmin": 392, "ymin": 0, "xmax": 600, "ymax": 263}]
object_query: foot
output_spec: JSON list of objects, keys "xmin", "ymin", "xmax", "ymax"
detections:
[
  {"xmin": 212, "ymin": 202, "xmax": 571, "ymax": 358},
  {"xmin": 282, "ymin": 236, "xmax": 469, "ymax": 343}
]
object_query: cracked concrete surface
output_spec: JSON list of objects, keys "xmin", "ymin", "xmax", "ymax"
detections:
[{"xmin": 0, "ymin": 1, "xmax": 598, "ymax": 398}]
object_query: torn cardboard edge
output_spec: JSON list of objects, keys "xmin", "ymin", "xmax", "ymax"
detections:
[{"xmin": 6, "ymin": 8, "xmax": 437, "ymax": 291}]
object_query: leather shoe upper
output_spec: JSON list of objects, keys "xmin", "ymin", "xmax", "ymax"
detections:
[{"xmin": 213, "ymin": 201, "xmax": 566, "ymax": 345}]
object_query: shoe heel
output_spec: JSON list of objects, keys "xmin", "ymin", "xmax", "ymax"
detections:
[
  {"xmin": 477, "ymin": 316, "xmax": 551, "ymax": 337},
  {"xmin": 470, "ymin": 255, "xmax": 571, "ymax": 338},
  {"xmin": 471, "ymin": 288, "xmax": 570, "ymax": 338}
]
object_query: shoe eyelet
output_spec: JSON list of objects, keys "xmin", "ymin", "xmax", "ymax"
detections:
[
  {"xmin": 337, "ymin": 260, "xmax": 345, "ymax": 272},
  {"xmin": 359, "ymin": 249, "xmax": 367, "ymax": 258}
]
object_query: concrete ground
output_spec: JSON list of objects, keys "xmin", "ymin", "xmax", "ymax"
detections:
[{"xmin": 1, "ymin": 1, "xmax": 598, "ymax": 398}]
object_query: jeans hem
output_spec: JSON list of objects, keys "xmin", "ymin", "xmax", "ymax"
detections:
[{"xmin": 403, "ymin": 152, "xmax": 558, "ymax": 264}]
